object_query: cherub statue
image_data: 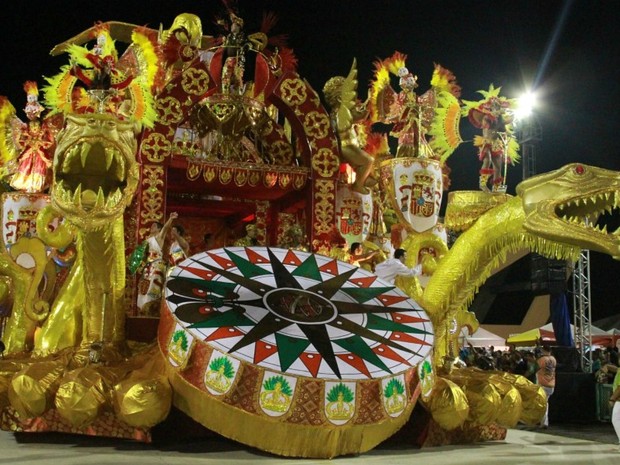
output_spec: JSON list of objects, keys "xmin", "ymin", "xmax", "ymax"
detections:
[
  {"xmin": 323, "ymin": 59, "xmax": 377, "ymax": 195},
  {"xmin": 463, "ymin": 85, "xmax": 519, "ymax": 192},
  {"xmin": 0, "ymin": 81, "xmax": 61, "ymax": 193}
]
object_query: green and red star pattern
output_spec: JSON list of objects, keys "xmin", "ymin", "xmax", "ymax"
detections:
[{"xmin": 165, "ymin": 247, "xmax": 434, "ymax": 380}]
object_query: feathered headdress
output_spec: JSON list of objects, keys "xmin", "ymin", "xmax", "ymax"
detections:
[
  {"xmin": 43, "ymin": 24, "xmax": 157, "ymax": 128},
  {"xmin": 462, "ymin": 84, "xmax": 520, "ymax": 164},
  {"xmin": 430, "ymin": 63, "xmax": 461, "ymax": 98},
  {"xmin": 23, "ymin": 81, "xmax": 39, "ymax": 97},
  {"xmin": 369, "ymin": 51, "xmax": 414, "ymax": 122}
]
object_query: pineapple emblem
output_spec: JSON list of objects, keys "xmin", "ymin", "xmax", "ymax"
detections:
[
  {"xmin": 325, "ymin": 382, "xmax": 355, "ymax": 424},
  {"xmin": 168, "ymin": 329, "xmax": 191, "ymax": 367},
  {"xmin": 204, "ymin": 356, "xmax": 236, "ymax": 393},
  {"xmin": 418, "ymin": 358, "xmax": 434, "ymax": 399},
  {"xmin": 259, "ymin": 375, "xmax": 294, "ymax": 415},
  {"xmin": 383, "ymin": 378, "xmax": 406, "ymax": 416}
]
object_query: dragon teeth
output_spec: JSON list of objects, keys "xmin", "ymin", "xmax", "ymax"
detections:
[
  {"xmin": 116, "ymin": 154, "xmax": 126, "ymax": 180},
  {"xmin": 61, "ymin": 146, "xmax": 77, "ymax": 173},
  {"xmin": 105, "ymin": 147, "xmax": 115, "ymax": 171},
  {"xmin": 106, "ymin": 187, "xmax": 122, "ymax": 207},
  {"xmin": 73, "ymin": 184, "xmax": 82, "ymax": 208},
  {"xmin": 80, "ymin": 143, "xmax": 91, "ymax": 168},
  {"xmin": 95, "ymin": 187, "xmax": 105, "ymax": 208}
]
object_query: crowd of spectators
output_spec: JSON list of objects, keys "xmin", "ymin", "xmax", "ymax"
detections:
[
  {"xmin": 457, "ymin": 343, "xmax": 620, "ymax": 384},
  {"xmin": 457, "ymin": 344, "xmax": 538, "ymax": 381}
]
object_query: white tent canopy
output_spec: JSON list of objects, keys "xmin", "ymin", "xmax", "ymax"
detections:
[
  {"xmin": 459, "ymin": 326, "xmax": 506, "ymax": 348},
  {"xmin": 538, "ymin": 322, "xmax": 610, "ymax": 336}
]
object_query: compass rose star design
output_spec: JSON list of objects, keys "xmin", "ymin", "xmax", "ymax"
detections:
[{"xmin": 165, "ymin": 247, "xmax": 433, "ymax": 380}]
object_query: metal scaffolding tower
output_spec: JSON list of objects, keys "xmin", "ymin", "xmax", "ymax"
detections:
[
  {"xmin": 517, "ymin": 116, "xmax": 542, "ymax": 180},
  {"xmin": 572, "ymin": 250, "xmax": 593, "ymax": 372}
]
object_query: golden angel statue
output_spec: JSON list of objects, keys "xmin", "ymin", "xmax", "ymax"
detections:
[
  {"xmin": 0, "ymin": 81, "xmax": 61, "ymax": 193},
  {"xmin": 323, "ymin": 59, "xmax": 377, "ymax": 194},
  {"xmin": 462, "ymin": 84, "xmax": 520, "ymax": 192}
]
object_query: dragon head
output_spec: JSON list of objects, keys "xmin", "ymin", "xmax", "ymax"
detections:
[
  {"xmin": 51, "ymin": 113, "xmax": 139, "ymax": 230},
  {"xmin": 518, "ymin": 163, "xmax": 620, "ymax": 258}
]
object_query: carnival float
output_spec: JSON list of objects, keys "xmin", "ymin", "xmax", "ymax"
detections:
[{"xmin": 0, "ymin": 6, "xmax": 619, "ymax": 459}]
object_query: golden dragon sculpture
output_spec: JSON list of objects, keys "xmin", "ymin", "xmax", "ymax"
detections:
[
  {"xmin": 397, "ymin": 163, "xmax": 620, "ymax": 431},
  {"xmin": 0, "ymin": 113, "xmax": 171, "ymax": 430},
  {"xmin": 0, "ymin": 17, "xmax": 177, "ymax": 430},
  {"xmin": 402, "ymin": 163, "xmax": 620, "ymax": 366}
]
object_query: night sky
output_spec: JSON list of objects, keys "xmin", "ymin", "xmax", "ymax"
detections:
[{"xmin": 1, "ymin": 0, "xmax": 619, "ymax": 320}]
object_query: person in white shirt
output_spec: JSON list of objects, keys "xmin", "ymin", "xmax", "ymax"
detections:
[{"xmin": 374, "ymin": 248, "xmax": 422, "ymax": 284}]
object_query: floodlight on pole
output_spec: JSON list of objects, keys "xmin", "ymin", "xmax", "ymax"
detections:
[
  {"xmin": 514, "ymin": 90, "xmax": 541, "ymax": 180},
  {"xmin": 514, "ymin": 91, "xmax": 537, "ymax": 121}
]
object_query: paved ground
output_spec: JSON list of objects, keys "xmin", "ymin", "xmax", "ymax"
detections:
[
  {"xmin": 1, "ymin": 422, "xmax": 618, "ymax": 465},
  {"xmin": 519, "ymin": 421, "xmax": 618, "ymax": 444}
]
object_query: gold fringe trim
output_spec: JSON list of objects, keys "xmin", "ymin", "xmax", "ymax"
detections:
[{"xmin": 166, "ymin": 364, "xmax": 416, "ymax": 459}]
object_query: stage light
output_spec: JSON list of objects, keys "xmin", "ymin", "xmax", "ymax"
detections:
[{"xmin": 514, "ymin": 91, "xmax": 537, "ymax": 121}]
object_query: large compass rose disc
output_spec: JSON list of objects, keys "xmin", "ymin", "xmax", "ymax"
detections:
[{"xmin": 159, "ymin": 247, "xmax": 434, "ymax": 458}]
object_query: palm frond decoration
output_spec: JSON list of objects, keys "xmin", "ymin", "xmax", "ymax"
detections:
[
  {"xmin": 209, "ymin": 356, "xmax": 236, "ymax": 378},
  {"xmin": 326, "ymin": 383, "xmax": 355, "ymax": 403},
  {"xmin": 172, "ymin": 330, "xmax": 188, "ymax": 351},
  {"xmin": 263, "ymin": 375, "xmax": 293, "ymax": 396},
  {"xmin": 383, "ymin": 378, "xmax": 405, "ymax": 398}
]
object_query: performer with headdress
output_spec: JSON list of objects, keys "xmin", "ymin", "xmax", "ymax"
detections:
[
  {"xmin": 137, "ymin": 212, "xmax": 178, "ymax": 316},
  {"xmin": 463, "ymin": 85, "xmax": 519, "ymax": 192},
  {"xmin": 69, "ymin": 22, "xmax": 133, "ymax": 92},
  {"xmin": 369, "ymin": 52, "xmax": 463, "ymax": 163},
  {"xmin": 1, "ymin": 82, "xmax": 59, "ymax": 193}
]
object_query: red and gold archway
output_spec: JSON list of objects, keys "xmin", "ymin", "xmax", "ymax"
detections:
[{"xmin": 134, "ymin": 48, "xmax": 340, "ymax": 250}]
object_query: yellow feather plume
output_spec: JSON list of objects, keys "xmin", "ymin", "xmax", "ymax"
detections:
[
  {"xmin": 0, "ymin": 96, "xmax": 18, "ymax": 165},
  {"xmin": 125, "ymin": 80, "xmax": 157, "ymax": 128},
  {"xmin": 429, "ymin": 91, "xmax": 463, "ymax": 163},
  {"xmin": 42, "ymin": 65, "xmax": 78, "ymax": 115},
  {"xmin": 131, "ymin": 27, "xmax": 163, "ymax": 91},
  {"xmin": 386, "ymin": 51, "xmax": 407, "ymax": 75},
  {"xmin": 66, "ymin": 43, "xmax": 93, "ymax": 68}
]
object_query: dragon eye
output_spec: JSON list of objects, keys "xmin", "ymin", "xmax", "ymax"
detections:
[{"xmin": 574, "ymin": 165, "xmax": 585, "ymax": 175}]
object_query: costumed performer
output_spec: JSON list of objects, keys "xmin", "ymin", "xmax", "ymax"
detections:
[
  {"xmin": 168, "ymin": 223, "xmax": 190, "ymax": 269},
  {"xmin": 8, "ymin": 82, "xmax": 56, "ymax": 193},
  {"xmin": 349, "ymin": 242, "xmax": 379, "ymax": 268},
  {"xmin": 463, "ymin": 86, "xmax": 518, "ymax": 193},
  {"xmin": 137, "ymin": 212, "xmax": 178, "ymax": 316},
  {"xmin": 606, "ymin": 358, "xmax": 620, "ymax": 450},
  {"xmin": 535, "ymin": 345, "xmax": 557, "ymax": 429},
  {"xmin": 374, "ymin": 248, "xmax": 422, "ymax": 285}
]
